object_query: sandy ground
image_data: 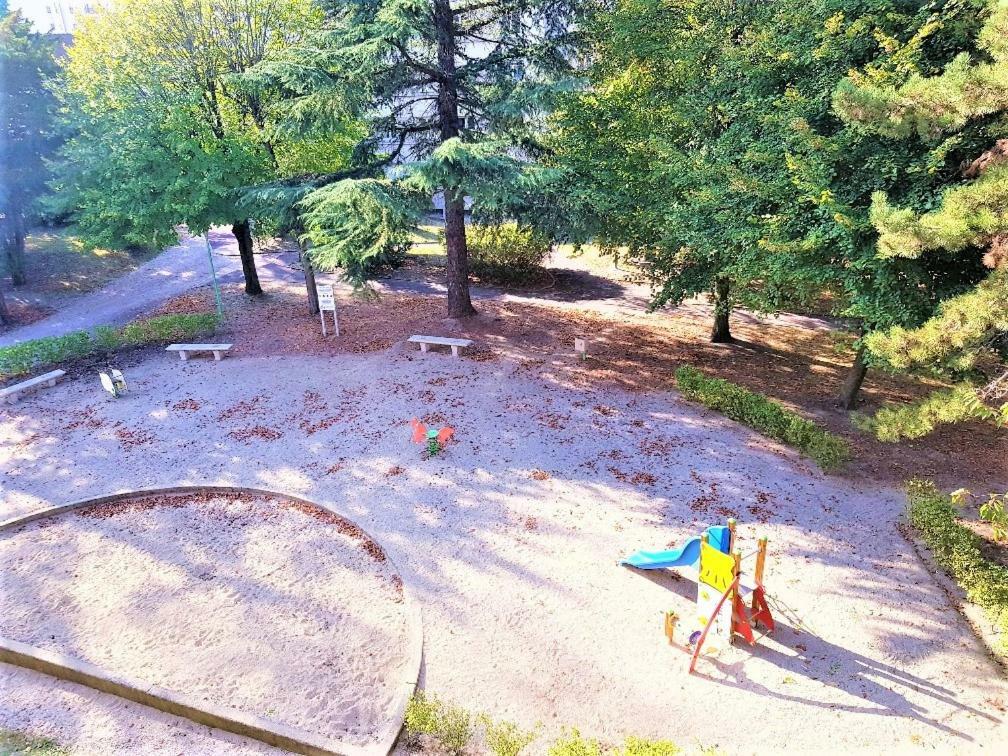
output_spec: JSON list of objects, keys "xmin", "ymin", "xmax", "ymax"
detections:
[
  {"xmin": 1, "ymin": 492, "xmax": 409, "ymax": 748},
  {"xmin": 1, "ymin": 348, "xmax": 1007, "ymax": 754}
]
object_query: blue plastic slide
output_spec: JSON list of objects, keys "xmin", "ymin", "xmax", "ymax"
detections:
[{"xmin": 620, "ymin": 525, "xmax": 731, "ymax": 570}]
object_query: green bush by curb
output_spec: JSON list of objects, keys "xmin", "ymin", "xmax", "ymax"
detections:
[
  {"xmin": 674, "ymin": 365, "xmax": 850, "ymax": 471},
  {"xmin": 906, "ymin": 480, "xmax": 1008, "ymax": 652},
  {"xmin": 0, "ymin": 313, "xmax": 219, "ymax": 381}
]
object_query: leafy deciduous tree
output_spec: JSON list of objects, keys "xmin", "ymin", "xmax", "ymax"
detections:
[{"xmin": 52, "ymin": 0, "xmax": 333, "ymax": 296}]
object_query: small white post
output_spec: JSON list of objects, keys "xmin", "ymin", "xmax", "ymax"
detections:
[{"xmin": 574, "ymin": 338, "xmax": 588, "ymax": 361}]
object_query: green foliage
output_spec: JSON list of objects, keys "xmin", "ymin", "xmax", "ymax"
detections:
[
  {"xmin": 620, "ymin": 737, "xmax": 682, "ymax": 756},
  {"xmin": 675, "ymin": 366, "xmax": 850, "ymax": 470},
  {"xmin": 0, "ymin": 728, "xmax": 67, "ymax": 756},
  {"xmin": 0, "ymin": 313, "xmax": 218, "ymax": 381},
  {"xmin": 548, "ymin": 731, "xmax": 680, "ymax": 756},
  {"xmin": 405, "ymin": 694, "xmax": 689, "ymax": 756},
  {"xmin": 404, "ymin": 691, "xmax": 473, "ymax": 755},
  {"xmin": 50, "ymin": 0, "xmax": 354, "ymax": 256},
  {"xmin": 246, "ymin": 0, "xmax": 584, "ymax": 307},
  {"xmin": 837, "ymin": 0, "xmax": 1008, "ymax": 433},
  {"xmin": 980, "ymin": 493, "xmax": 1008, "ymax": 543},
  {"xmin": 1, "ymin": 10, "xmax": 62, "ymax": 268},
  {"xmin": 833, "ymin": 1, "xmax": 1008, "ymax": 140},
  {"xmin": 548, "ymin": 730, "xmax": 604, "ymax": 756},
  {"xmin": 479, "ymin": 715, "xmax": 540, "ymax": 756},
  {"xmin": 859, "ymin": 384, "xmax": 998, "ymax": 441},
  {"xmin": 299, "ymin": 179, "xmax": 418, "ymax": 288},
  {"xmin": 866, "ymin": 271, "xmax": 1008, "ymax": 374},
  {"xmin": 867, "ymin": 166, "xmax": 1008, "ymax": 260},
  {"xmin": 467, "ymin": 223, "xmax": 553, "ymax": 285},
  {"xmin": 906, "ymin": 480, "xmax": 1008, "ymax": 650}
]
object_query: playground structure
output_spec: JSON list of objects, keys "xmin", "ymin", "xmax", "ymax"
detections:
[
  {"xmin": 621, "ymin": 518, "xmax": 775, "ymax": 673},
  {"xmin": 409, "ymin": 417, "xmax": 455, "ymax": 457}
]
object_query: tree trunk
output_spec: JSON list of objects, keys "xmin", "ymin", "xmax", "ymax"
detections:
[
  {"xmin": 5, "ymin": 212, "xmax": 27, "ymax": 287},
  {"xmin": 710, "ymin": 276, "xmax": 733, "ymax": 343},
  {"xmin": 433, "ymin": 0, "xmax": 476, "ymax": 318},
  {"xmin": 0, "ymin": 286, "xmax": 11, "ymax": 326},
  {"xmin": 301, "ymin": 242, "xmax": 320, "ymax": 315},
  {"xmin": 443, "ymin": 192, "xmax": 475, "ymax": 318},
  {"xmin": 837, "ymin": 343, "xmax": 869, "ymax": 410},
  {"xmin": 232, "ymin": 220, "xmax": 263, "ymax": 296}
]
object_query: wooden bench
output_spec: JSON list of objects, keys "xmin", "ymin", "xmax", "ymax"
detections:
[
  {"xmin": 0, "ymin": 369, "xmax": 66, "ymax": 404},
  {"xmin": 166, "ymin": 343, "xmax": 233, "ymax": 362},
  {"xmin": 407, "ymin": 335, "xmax": 473, "ymax": 358}
]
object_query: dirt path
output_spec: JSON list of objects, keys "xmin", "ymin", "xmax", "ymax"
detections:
[
  {"xmin": 0, "ymin": 230, "xmax": 300, "ymax": 348},
  {"xmin": 1, "ymin": 351, "xmax": 1004, "ymax": 754},
  {"xmin": 1, "ymin": 229, "xmax": 839, "ymax": 349}
]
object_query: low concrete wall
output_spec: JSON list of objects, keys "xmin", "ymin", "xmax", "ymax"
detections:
[{"xmin": 0, "ymin": 485, "xmax": 424, "ymax": 756}]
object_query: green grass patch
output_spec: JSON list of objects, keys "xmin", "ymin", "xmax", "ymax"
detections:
[
  {"xmin": 906, "ymin": 480, "xmax": 1008, "ymax": 651},
  {"xmin": 674, "ymin": 365, "xmax": 850, "ymax": 471},
  {"xmin": 1, "ymin": 227, "xmax": 156, "ymax": 295},
  {"xmin": 0, "ymin": 729, "xmax": 67, "ymax": 756},
  {"xmin": 0, "ymin": 313, "xmax": 219, "ymax": 382},
  {"xmin": 405, "ymin": 692, "xmax": 699, "ymax": 755}
]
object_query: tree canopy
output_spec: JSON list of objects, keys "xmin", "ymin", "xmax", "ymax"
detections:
[
  {"xmin": 1, "ymin": 10, "xmax": 61, "ymax": 286},
  {"xmin": 51, "ymin": 0, "xmax": 356, "ymax": 295},
  {"xmin": 552, "ymin": 0, "xmax": 995, "ymax": 409},
  {"xmin": 242, "ymin": 0, "xmax": 584, "ymax": 315},
  {"xmin": 836, "ymin": 0, "xmax": 1008, "ymax": 437}
]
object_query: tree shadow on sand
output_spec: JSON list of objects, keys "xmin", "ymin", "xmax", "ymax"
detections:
[{"xmin": 628, "ymin": 566, "xmax": 1001, "ymax": 743}]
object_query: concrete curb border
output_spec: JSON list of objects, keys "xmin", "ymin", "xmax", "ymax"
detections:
[
  {"xmin": 897, "ymin": 513, "xmax": 1007, "ymax": 672},
  {"xmin": 0, "ymin": 485, "xmax": 424, "ymax": 756}
]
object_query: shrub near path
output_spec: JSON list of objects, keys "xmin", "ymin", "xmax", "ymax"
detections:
[
  {"xmin": 674, "ymin": 365, "xmax": 851, "ymax": 471},
  {"xmin": 0, "ymin": 313, "xmax": 218, "ymax": 383}
]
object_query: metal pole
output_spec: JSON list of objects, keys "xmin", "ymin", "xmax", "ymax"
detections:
[{"xmin": 206, "ymin": 237, "xmax": 224, "ymax": 317}]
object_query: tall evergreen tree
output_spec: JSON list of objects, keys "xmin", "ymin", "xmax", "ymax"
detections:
[
  {"xmin": 249, "ymin": 0, "xmax": 583, "ymax": 317},
  {"xmin": 835, "ymin": 0, "xmax": 1008, "ymax": 437},
  {"xmin": 1, "ymin": 11, "xmax": 60, "ymax": 287}
]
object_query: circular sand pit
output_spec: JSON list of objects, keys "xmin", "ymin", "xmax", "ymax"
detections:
[{"xmin": 0, "ymin": 488, "xmax": 417, "ymax": 750}]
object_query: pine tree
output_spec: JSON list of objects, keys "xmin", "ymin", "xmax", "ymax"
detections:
[
  {"xmin": 835, "ymin": 0, "xmax": 1008, "ymax": 437},
  {"xmin": 554, "ymin": 0, "xmax": 993, "ymax": 409},
  {"xmin": 248, "ymin": 0, "xmax": 583, "ymax": 318}
]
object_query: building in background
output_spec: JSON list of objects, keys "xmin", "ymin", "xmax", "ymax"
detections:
[{"xmin": 9, "ymin": 1, "xmax": 105, "ymax": 35}]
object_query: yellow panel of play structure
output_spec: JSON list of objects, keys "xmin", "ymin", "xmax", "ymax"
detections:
[{"xmin": 698, "ymin": 542, "xmax": 735, "ymax": 593}]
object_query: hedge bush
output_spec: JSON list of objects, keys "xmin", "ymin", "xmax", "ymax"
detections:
[
  {"xmin": 0, "ymin": 313, "xmax": 219, "ymax": 381},
  {"xmin": 906, "ymin": 480, "xmax": 1008, "ymax": 651},
  {"xmin": 674, "ymin": 365, "xmax": 850, "ymax": 471},
  {"xmin": 466, "ymin": 222, "xmax": 552, "ymax": 284}
]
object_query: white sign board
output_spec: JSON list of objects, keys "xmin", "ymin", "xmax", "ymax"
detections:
[
  {"xmin": 318, "ymin": 285, "xmax": 336, "ymax": 311},
  {"xmin": 317, "ymin": 284, "xmax": 339, "ymax": 336}
]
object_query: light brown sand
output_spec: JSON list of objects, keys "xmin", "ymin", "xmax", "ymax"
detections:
[
  {"xmin": 2, "ymin": 349, "xmax": 1006, "ymax": 754},
  {"xmin": 0, "ymin": 492, "xmax": 410, "ymax": 748}
]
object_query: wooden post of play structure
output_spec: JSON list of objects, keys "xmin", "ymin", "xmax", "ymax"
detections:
[
  {"xmin": 753, "ymin": 536, "xmax": 768, "ymax": 612},
  {"xmin": 727, "ymin": 517, "xmax": 737, "ymax": 553},
  {"xmin": 731, "ymin": 549, "xmax": 742, "ymax": 645},
  {"xmin": 664, "ymin": 611, "xmax": 678, "ymax": 645}
]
